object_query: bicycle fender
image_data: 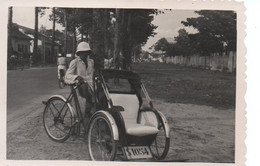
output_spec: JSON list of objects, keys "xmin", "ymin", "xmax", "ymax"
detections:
[
  {"xmin": 48, "ymin": 95, "xmax": 76, "ymax": 118},
  {"xmin": 93, "ymin": 110, "xmax": 119, "ymax": 141},
  {"xmin": 157, "ymin": 111, "xmax": 170, "ymax": 138}
]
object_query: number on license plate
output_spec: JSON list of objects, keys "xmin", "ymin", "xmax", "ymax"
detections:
[{"xmin": 123, "ymin": 146, "xmax": 153, "ymax": 159}]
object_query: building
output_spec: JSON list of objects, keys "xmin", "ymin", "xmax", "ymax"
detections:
[
  {"xmin": 10, "ymin": 25, "xmax": 32, "ymax": 57},
  {"xmin": 149, "ymin": 50, "xmax": 166, "ymax": 62},
  {"xmin": 15, "ymin": 23, "xmax": 61, "ymax": 64}
]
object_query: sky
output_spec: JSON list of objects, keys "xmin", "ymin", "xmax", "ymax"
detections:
[
  {"xmin": 143, "ymin": 10, "xmax": 198, "ymax": 51},
  {"xmin": 12, "ymin": 7, "xmax": 198, "ymax": 52},
  {"xmin": 12, "ymin": 7, "xmax": 64, "ymax": 30}
]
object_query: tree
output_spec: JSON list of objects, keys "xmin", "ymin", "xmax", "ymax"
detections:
[
  {"xmin": 51, "ymin": 7, "xmax": 56, "ymax": 63},
  {"xmin": 174, "ymin": 28, "xmax": 195, "ymax": 56},
  {"xmin": 33, "ymin": 7, "xmax": 39, "ymax": 63},
  {"xmin": 182, "ymin": 10, "xmax": 237, "ymax": 54},
  {"xmin": 53, "ymin": 8, "xmax": 93, "ymax": 54},
  {"xmin": 91, "ymin": 9, "xmax": 106, "ymax": 69},
  {"xmin": 8, "ymin": 7, "xmax": 13, "ymax": 58},
  {"xmin": 52, "ymin": 8, "xmax": 158, "ymax": 69},
  {"xmin": 33, "ymin": 7, "xmax": 48, "ymax": 64},
  {"xmin": 119, "ymin": 9, "xmax": 158, "ymax": 69},
  {"xmin": 154, "ymin": 38, "xmax": 170, "ymax": 52},
  {"xmin": 113, "ymin": 9, "xmax": 122, "ymax": 69}
]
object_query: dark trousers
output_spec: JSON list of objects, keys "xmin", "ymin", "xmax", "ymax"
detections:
[
  {"xmin": 78, "ymin": 83, "xmax": 95, "ymax": 118},
  {"xmin": 78, "ymin": 83, "xmax": 108, "ymax": 117}
]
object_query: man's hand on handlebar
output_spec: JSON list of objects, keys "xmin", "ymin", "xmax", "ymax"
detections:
[{"xmin": 76, "ymin": 76, "xmax": 85, "ymax": 84}]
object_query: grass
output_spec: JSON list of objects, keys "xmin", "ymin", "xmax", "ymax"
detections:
[{"xmin": 132, "ymin": 62, "xmax": 236, "ymax": 109}]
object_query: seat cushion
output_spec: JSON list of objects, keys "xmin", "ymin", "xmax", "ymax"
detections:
[
  {"xmin": 110, "ymin": 93, "xmax": 139, "ymax": 123},
  {"xmin": 110, "ymin": 93, "xmax": 159, "ymax": 136},
  {"xmin": 124, "ymin": 123, "xmax": 159, "ymax": 136}
]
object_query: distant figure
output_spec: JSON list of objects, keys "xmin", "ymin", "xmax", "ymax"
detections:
[
  {"xmin": 10, "ymin": 51, "xmax": 18, "ymax": 70},
  {"xmin": 109, "ymin": 12, "xmax": 116, "ymax": 28},
  {"xmin": 57, "ymin": 53, "xmax": 67, "ymax": 80},
  {"xmin": 104, "ymin": 56, "xmax": 113, "ymax": 69},
  {"xmin": 18, "ymin": 54, "xmax": 24, "ymax": 70}
]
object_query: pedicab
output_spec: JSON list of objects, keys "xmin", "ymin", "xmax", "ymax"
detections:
[{"xmin": 43, "ymin": 69, "xmax": 170, "ymax": 161}]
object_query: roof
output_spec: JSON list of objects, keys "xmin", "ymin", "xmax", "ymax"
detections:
[
  {"xmin": 15, "ymin": 23, "xmax": 61, "ymax": 46},
  {"xmin": 16, "ymin": 24, "xmax": 35, "ymax": 35},
  {"xmin": 11, "ymin": 28, "xmax": 32, "ymax": 41},
  {"xmin": 100, "ymin": 69, "xmax": 141, "ymax": 85}
]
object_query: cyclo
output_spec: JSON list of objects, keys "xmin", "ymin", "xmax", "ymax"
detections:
[{"xmin": 43, "ymin": 69, "xmax": 170, "ymax": 161}]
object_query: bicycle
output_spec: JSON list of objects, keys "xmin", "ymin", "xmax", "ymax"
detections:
[
  {"xmin": 43, "ymin": 69, "xmax": 170, "ymax": 161},
  {"xmin": 43, "ymin": 81, "xmax": 89, "ymax": 142}
]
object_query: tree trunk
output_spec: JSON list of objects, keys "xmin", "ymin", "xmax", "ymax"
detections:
[
  {"xmin": 64, "ymin": 10, "xmax": 68, "ymax": 55},
  {"xmin": 104, "ymin": 9, "xmax": 109, "ymax": 58},
  {"xmin": 72, "ymin": 25, "xmax": 76, "ymax": 58},
  {"xmin": 51, "ymin": 7, "xmax": 56, "ymax": 64},
  {"xmin": 123, "ymin": 11, "xmax": 132, "ymax": 70},
  {"xmin": 113, "ymin": 9, "xmax": 122, "ymax": 69},
  {"xmin": 91, "ymin": 9, "xmax": 105, "ymax": 69},
  {"xmin": 33, "ymin": 7, "xmax": 39, "ymax": 64},
  {"xmin": 8, "ymin": 7, "xmax": 13, "ymax": 58}
]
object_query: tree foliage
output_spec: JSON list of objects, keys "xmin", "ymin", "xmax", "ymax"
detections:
[
  {"xmin": 174, "ymin": 29, "xmax": 195, "ymax": 56},
  {"xmin": 119, "ymin": 9, "xmax": 158, "ymax": 69},
  {"xmin": 50, "ymin": 8, "xmax": 158, "ymax": 69},
  {"xmin": 181, "ymin": 10, "xmax": 237, "ymax": 55}
]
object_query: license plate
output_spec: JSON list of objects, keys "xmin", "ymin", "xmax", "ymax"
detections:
[{"xmin": 123, "ymin": 146, "xmax": 153, "ymax": 159}]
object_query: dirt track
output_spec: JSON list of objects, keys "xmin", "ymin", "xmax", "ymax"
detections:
[
  {"xmin": 7, "ymin": 99, "xmax": 234, "ymax": 162},
  {"xmin": 7, "ymin": 63, "xmax": 235, "ymax": 162}
]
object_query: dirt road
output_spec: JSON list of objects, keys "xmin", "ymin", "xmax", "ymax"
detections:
[
  {"xmin": 7, "ymin": 98, "xmax": 234, "ymax": 162},
  {"xmin": 7, "ymin": 64, "xmax": 235, "ymax": 162}
]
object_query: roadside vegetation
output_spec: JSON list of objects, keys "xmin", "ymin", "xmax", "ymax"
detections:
[{"xmin": 133, "ymin": 63, "xmax": 236, "ymax": 109}]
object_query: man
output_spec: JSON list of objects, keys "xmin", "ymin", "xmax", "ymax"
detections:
[
  {"xmin": 57, "ymin": 53, "xmax": 67, "ymax": 80},
  {"xmin": 65, "ymin": 41, "xmax": 95, "ymax": 121}
]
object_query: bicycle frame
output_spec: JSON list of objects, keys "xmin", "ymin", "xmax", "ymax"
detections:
[{"xmin": 59, "ymin": 84, "xmax": 88, "ymax": 134}]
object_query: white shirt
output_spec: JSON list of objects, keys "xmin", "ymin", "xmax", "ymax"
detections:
[{"xmin": 65, "ymin": 56, "xmax": 94, "ymax": 89}]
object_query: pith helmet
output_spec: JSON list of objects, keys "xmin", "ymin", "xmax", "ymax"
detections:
[{"xmin": 76, "ymin": 42, "xmax": 92, "ymax": 54}]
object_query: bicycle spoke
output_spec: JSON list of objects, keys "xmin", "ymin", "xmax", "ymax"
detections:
[
  {"xmin": 51, "ymin": 102, "xmax": 61, "ymax": 114},
  {"xmin": 55, "ymin": 124, "xmax": 70, "ymax": 134},
  {"xmin": 154, "ymin": 137, "xmax": 160, "ymax": 156},
  {"xmin": 61, "ymin": 108, "xmax": 70, "ymax": 120},
  {"xmin": 48, "ymin": 106, "xmax": 56, "ymax": 117}
]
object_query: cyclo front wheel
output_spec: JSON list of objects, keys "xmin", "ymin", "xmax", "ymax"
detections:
[
  {"xmin": 43, "ymin": 96, "xmax": 74, "ymax": 142},
  {"xmin": 150, "ymin": 115, "xmax": 170, "ymax": 160},
  {"xmin": 87, "ymin": 112, "xmax": 117, "ymax": 161}
]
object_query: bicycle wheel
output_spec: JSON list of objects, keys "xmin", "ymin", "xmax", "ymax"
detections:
[
  {"xmin": 43, "ymin": 96, "xmax": 74, "ymax": 142},
  {"xmin": 87, "ymin": 113, "xmax": 117, "ymax": 161},
  {"xmin": 150, "ymin": 117, "xmax": 170, "ymax": 160}
]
